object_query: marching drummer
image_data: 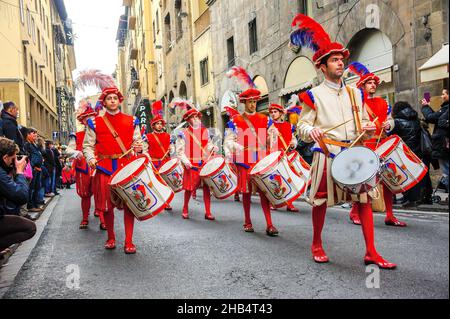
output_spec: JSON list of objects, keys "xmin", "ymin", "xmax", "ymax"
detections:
[
  {"xmin": 347, "ymin": 62, "xmax": 407, "ymax": 227},
  {"xmin": 268, "ymin": 103, "xmax": 300, "ymax": 212},
  {"xmin": 146, "ymin": 112, "xmax": 174, "ymax": 211},
  {"xmin": 66, "ymin": 101, "xmax": 106, "ymax": 231},
  {"xmin": 224, "ymin": 67, "xmax": 279, "ymax": 236},
  {"xmin": 293, "ymin": 14, "xmax": 396, "ymax": 268},
  {"xmin": 175, "ymin": 101, "xmax": 216, "ymax": 221},
  {"xmin": 83, "ymin": 87, "xmax": 147, "ymax": 254}
]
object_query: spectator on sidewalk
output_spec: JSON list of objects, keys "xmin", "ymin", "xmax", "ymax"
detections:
[
  {"xmin": 0, "ymin": 102, "xmax": 25, "ymax": 154},
  {"xmin": 43, "ymin": 140, "xmax": 56, "ymax": 197},
  {"xmin": 52, "ymin": 143, "xmax": 62, "ymax": 194},
  {"xmin": 421, "ymin": 89, "xmax": 449, "ymax": 193},
  {"xmin": 0, "ymin": 137, "xmax": 36, "ymax": 254},
  {"xmin": 24, "ymin": 128, "xmax": 44, "ymax": 213},
  {"xmin": 390, "ymin": 101, "xmax": 431, "ymax": 208}
]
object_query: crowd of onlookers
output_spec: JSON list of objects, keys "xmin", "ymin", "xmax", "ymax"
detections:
[{"xmin": 0, "ymin": 101, "xmax": 76, "ymax": 260}]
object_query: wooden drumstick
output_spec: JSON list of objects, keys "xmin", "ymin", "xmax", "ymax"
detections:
[
  {"xmin": 323, "ymin": 119, "xmax": 354, "ymax": 134},
  {"xmin": 375, "ymin": 127, "xmax": 385, "ymax": 149},
  {"xmin": 119, "ymin": 147, "xmax": 134, "ymax": 159},
  {"xmin": 349, "ymin": 131, "xmax": 367, "ymax": 148}
]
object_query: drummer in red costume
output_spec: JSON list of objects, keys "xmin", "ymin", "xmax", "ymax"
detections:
[
  {"xmin": 347, "ymin": 62, "xmax": 407, "ymax": 227},
  {"xmin": 83, "ymin": 87, "xmax": 146, "ymax": 254},
  {"xmin": 67, "ymin": 102, "xmax": 106, "ymax": 230},
  {"xmin": 268, "ymin": 103, "xmax": 299, "ymax": 212},
  {"xmin": 293, "ymin": 15, "xmax": 396, "ymax": 268},
  {"xmin": 224, "ymin": 69, "xmax": 279, "ymax": 236},
  {"xmin": 175, "ymin": 102, "xmax": 216, "ymax": 221},
  {"xmin": 146, "ymin": 112, "xmax": 174, "ymax": 211}
]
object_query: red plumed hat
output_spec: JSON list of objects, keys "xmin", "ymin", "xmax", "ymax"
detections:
[
  {"xmin": 347, "ymin": 62, "xmax": 380, "ymax": 88},
  {"xmin": 170, "ymin": 98, "xmax": 202, "ymax": 121},
  {"xmin": 150, "ymin": 115, "xmax": 166, "ymax": 127},
  {"xmin": 290, "ymin": 14, "xmax": 349, "ymax": 68},
  {"xmin": 98, "ymin": 87, "xmax": 124, "ymax": 106},
  {"xmin": 76, "ymin": 101, "xmax": 97, "ymax": 123},
  {"xmin": 226, "ymin": 66, "xmax": 261, "ymax": 102},
  {"xmin": 268, "ymin": 103, "xmax": 286, "ymax": 113}
]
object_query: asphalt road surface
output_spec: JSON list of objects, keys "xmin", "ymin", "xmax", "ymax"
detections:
[{"xmin": 2, "ymin": 188, "xmax": 449, "ymax": 299}]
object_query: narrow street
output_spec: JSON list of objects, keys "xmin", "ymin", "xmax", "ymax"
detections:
[{"xmin": 1, "ymin": 188, "xmax": 448, "ymax": 299}]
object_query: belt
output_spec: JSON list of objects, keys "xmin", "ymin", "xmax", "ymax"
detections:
[
  {"xmin": 243, "ymin": 147, "xmax": 266, "ymax": 151},
  {"xmin": 98, "ymin": 154, "xmax": 126, "ymax": 160},
  {"xmin": 322, "ymin": 138, "xmax": 351, "ymax": 148}
]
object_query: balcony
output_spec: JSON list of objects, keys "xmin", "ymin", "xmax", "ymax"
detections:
[
  {"xmin": 123, "ymin": 0, "xmax": 132, "ymax": 6},
  {"xmin": 128, "ymin": 16, "xmax": 136, "ymax": 30},
  {"xmin": 194, "ymin": 9, "xmax": 210, "ymax": 38}
]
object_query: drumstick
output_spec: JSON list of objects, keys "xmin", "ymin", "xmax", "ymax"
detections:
[
  {"xmin": 375, "ymin": 127, "xmax": 385, "ymax": 149},
  {"xmin": 323, "ymin": 119, "xmax": 354, "ymax": 134},
  {"xmin": 119, "ymin": 147, "xmax": 134, "ymax": 159},
  {"xmin": 349, "ymin": 131, "xmax": 367, "ymax": 148}
]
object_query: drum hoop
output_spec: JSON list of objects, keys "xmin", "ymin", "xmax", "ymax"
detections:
[
  {"xmin": 250, "ymin": 152, "xmax": 283, "ymax": 176},
  {"xmin": 109, "ymin": 156, "xmax": 149, "ymax": 187},
  {"xmin": 200, "ymin": 156, "xmax": 225, "ymax": 177},
  {"xmin": 159, "ymin": 158, "xmax": 180, "ymax": 175},
  {"xmin": 377, "ymin": 135, "xmax": 400, "ymax": 158},
  {"xmin": 331, "ymin": 147, "xmax": 381, "ymax": 186}
]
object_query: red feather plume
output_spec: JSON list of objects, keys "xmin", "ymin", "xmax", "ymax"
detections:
[
  {"xmin": 226, "ymin": 66, "xmax": 256, "ymax": 89},
  {"xmin": 75, "ymin": 69, "xmax": 116, "ymax": 91}
]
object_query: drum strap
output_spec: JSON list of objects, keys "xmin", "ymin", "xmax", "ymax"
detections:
[
  {"xmin": 322, "ymin": 138, "xmax": 351, "ymax": 148},
  {"xmin": 364, "ymin": 102, "xmax": 383, "ymax": 131},
  {"xmin": 185, "ymin": 128, "xmax": 208, "ymax": 156},
  {"xmin": 153, "ymin": 134, "xmax": 168, "ymax": 158},
  {"xmin": 242, "ymin": 113, "xmax": 267, "ymax": 150},
  {"xmin": 101, "ymin": 116, "xmax": 128, "ymax": 155}
]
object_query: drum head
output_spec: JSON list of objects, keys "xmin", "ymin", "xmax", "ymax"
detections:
[
  {"xmin": 110, "ymin": 157, "xmax": 147, "ymax": 186},
  {"xmin": 251, "ymin": 151, "xmax": 282, "ymax": 175},
  {"xmin": 375, "ymin": 135, "xmax": 400, "ymax": 158},
  {"xmin": 331, "ymin": 147, "xmax": 380, "ymax": 185},
  {"xmin": 160, "ymin": 158, "xmax": 178, "ymax": 174},
  {"xmin": 200, "ymin": 157, "xmax": 224, "ymax": 177}
]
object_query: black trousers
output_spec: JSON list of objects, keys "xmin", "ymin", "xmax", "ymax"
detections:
[{"xmin": 0, "ymin": 215, "xmax": 36, "ymax": 251}]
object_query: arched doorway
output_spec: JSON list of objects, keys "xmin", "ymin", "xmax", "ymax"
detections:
[
  {"xmin": 346, "ymin": 29, "xmax": 394, "ymax": 104},
  {"xmin": 253, "ymin": 75, "xmax": 269, "ymax": 113},
  {"xmin": 179, "ymin": 81, "xmax": 187, "ymax": 99}
]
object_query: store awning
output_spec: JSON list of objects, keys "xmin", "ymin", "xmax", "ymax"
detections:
[
  {"xmin": 279, "ymin": 80, "xmax": 313, "ymax": 97},
  {"xmin": 419, "ymin": 44, "xmax": 449, "ymax": 83}
]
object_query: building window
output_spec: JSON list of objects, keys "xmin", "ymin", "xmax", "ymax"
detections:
[
  {"xmin": 298, "ymin": 0, "xmax": 309, "ymax": 15},
  {"xmin": 156, "ymin": 10, "xmax": 160, "ymax": 33},
  {"xmin": 30, "ymin": 55, "xmax": 34, "ymax": 82},
  {"xmin": 40, "ymin": 70, "xmax": 43, "ymax": 93},
  {"xmin": 153, "ymin": 21, "xmax": 156, "ymax": 42},
  {"xmin": 200, "ymin": 58, "xmax": 209, "ymax": 86},
  {"xmin": 175, "ymin": 0, "xmax": 183, "ymax": 41},
  {"xmin": 31, "ymin": 18, "xmax": 36, "ymax": 43},
  {"xmin": 27, "ymin": 8, "xmax": 31, "ymax": 35},
  {"xmin": 227, "ymin": 37, "xmax": 235, "ymax": 68},
  {"xmin": 249, "ymin": 18, "xmax": 258, "ymax": 54},
  {"xmin": 35, "ymin": 62, "xmax": 38, "ymax": 87},
  {"xmin": 19, "ymin": 0, "xmax": 24, "ymax": 24},
  {"xmin": 23, "ymin": 45, "xmax": 28, "ymax": 76},
  {"xmin": 164, "ymin": 13, "xmax": 171, "ymax": 52}
]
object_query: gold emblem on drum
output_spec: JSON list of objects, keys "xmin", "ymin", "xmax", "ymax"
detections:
[{"xmin": 131, "ymin": 183, "xmax": 151, "ymax": 210}]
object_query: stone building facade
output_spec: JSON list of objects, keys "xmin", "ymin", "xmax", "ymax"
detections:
[{"xmin": 208, "ymin": 0, "xmax": 449, "ymax": 131}]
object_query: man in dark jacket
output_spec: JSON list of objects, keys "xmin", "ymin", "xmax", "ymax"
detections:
[
  {"xmin": 0, "ymin": 137, "xmax": 36, "ymax": 253},
  {"xmin": 390, "ymin": 101, "xmax": 431, "ymax": 207},
  {"xmin": 422, "ymin": 89, "xmax": 449, "ymax": 193},
  {"xmin": 43, "ymin": 140, "xmax": 56, "ymax": 197},
  {"xmin": 52, "ymin": 144, "xmax": 62, "ymax": 194},
  {"xmin": 24, "ymin": 128, "xmax": 44, "ymax": 212},
  {"xmin": 1, "ymin": 102, "xmax": 25, "ymax": 154}
]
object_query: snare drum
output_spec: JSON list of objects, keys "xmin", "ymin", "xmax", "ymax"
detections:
[
  {"xmin": 287, "ymin": 150, "xmax": 311, "ymax": 185},
  {"xmin": 250, "ymin": 151, "xmax": 306, "ymax": 208},
  {"xmin": 375, "ymin": 135, "xmax": 428, "ymax": 194},
  {"xmin": 109, "ymin": 156, "xmax": 174, "ymax": 221},
  {"xmin": 331, "ymin": 146, "xmax": 381, "ymax": 194},
  {"xmin": 200, "ymin": 156, "xmax": 238, "ymax": 199},
  {"xmin": 159, "ymin": 158, "xmax": 184, "ymax": 193}
]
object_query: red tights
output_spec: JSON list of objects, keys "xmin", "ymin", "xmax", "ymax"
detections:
[
  {"xmin": 183, "ymin": 185, "xmax": 213, "ymax": 216},
  {"xmin": 242, "ymin": 185, "xmax": 273, "ymax": 228}
]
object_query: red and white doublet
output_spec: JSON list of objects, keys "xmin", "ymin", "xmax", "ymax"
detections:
[
  {"xmin": 146, "ymin": 131, "xmax": 172, "ymax": 170},
  {"xmin": 175, "ymin": 125, "xmax": 215, "ymax": 219},
  {"xmin": 224, "ymin": 111, "xmax": 278, "ymax": 234},
  {"xmin": 83, "ymin": 110, "xmax": 145, "ymax": 251}
]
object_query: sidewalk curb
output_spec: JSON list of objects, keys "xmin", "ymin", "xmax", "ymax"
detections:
[{"xmin": 0, "ymin": 195, "xmax": 60, "ymax": 298}]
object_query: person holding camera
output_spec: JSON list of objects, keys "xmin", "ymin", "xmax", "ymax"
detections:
[{"xmin": 0, "ymin": 137, "xmax": 36, "ymax": 254}]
